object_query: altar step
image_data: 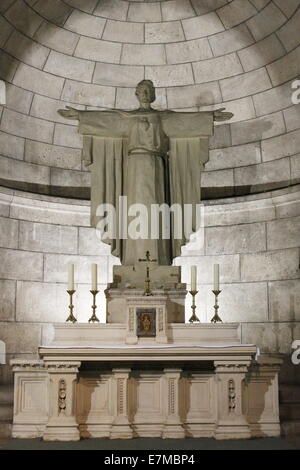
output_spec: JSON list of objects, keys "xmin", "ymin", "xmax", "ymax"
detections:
[
  {"xmin": 0, "ymin": 385, "xmax": 13, "ymax": 438},
  {"xmin": 279, "ymin": 384, "xmax": 300, "ymax": 439}
]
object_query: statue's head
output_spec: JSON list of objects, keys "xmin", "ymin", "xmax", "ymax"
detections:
[{"xmin": 135, "ymin": 80, "xmax": 156, "ymax": 105}]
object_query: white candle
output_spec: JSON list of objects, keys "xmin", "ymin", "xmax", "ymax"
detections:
[
  {"xmin": 214, "ymin": 264, "xmax": 219, "ymax": 291},
  {"xmin": 191, "ymin": 265, "xmax": 197, "ymax": 291},
  {"xmin": 92, "ymin": 263, "xmax": 98, "ymax": 291},
  {"xmin": 68, "ymin": 264, "xmax": 74, "ymax": 291}
]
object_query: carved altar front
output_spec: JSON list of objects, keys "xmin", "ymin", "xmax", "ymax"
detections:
[{"xmin": 10, "ymin": 323, "xmax": 282, "ymax": 441}]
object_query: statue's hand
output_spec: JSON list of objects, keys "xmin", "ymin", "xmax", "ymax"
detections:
[
  {"xmin": 57, "ymin": 106, "xmax": 79, "ymax": 120},
  {"xmin": 213, "ymin": 108, "xmax": 234, "ymax": 122}
]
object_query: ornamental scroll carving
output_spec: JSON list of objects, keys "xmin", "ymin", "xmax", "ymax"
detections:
[
  {"xmin": 228, "ymin": 379, "xmax": 236, "ymax": 413},
  {"xmin": 58, "ymin": 379, "xmax": 66, "ymax": 415}
]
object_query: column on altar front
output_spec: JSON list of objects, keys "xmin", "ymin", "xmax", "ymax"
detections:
[
  {"xmin": 213, "ymin": 360, "xmax": 251, "ymax": 440},
  {"xmin": 43, "ymin": 361, "xmax": 81, "ymax": 441},
  {"xmin": 162, "ymin": 368, "xmax": 185, "ymax": 438},
  {"xmin": 110, "ymin": 368, "xmax": 133, "ymax": 439}
]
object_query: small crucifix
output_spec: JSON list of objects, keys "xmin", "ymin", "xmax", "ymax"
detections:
[{"xmin": 138, "ymin": 251, "xmax": 157, "ymax": 296}]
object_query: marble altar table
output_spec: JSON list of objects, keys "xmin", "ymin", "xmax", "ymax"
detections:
[{"xmin": 10, "ymin": 323, "xmax": 282, "ymax": 441}]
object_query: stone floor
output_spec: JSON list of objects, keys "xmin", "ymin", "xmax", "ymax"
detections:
[{"xmin": 0, "ymin": 437, "xmax": 298, "ymax": 450}]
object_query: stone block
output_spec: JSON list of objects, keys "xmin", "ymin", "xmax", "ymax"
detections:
[
  {"xmin": 167, "ymin": 82, "xmax": 221, "ymax": 108},
  {"xmin": 75, "ymin": 37, "xmax": 122, "ymax": 63},
  {"xmin": 205, "ymin": 222, "xmax": 266, "ymax": 255},
  {"xmin": 238, "ymin": 34, "xmax": 286, "ymax": 72},
  {"xmin": 161, "ymin": 0, "xmax": 195, "ymax": 20},
  {"xmin": 62, "ymin": 79, "xmax": 115, "ymax": 108},
  {"xmin": 284, "ymin": 107, "xmax": 300, "ymax": 133},
  {"xmin": 121, "ymin": 44, "xmax": 166, "ymax": 66},
  {"xmin": 0, "ymin": 189, "xmax": 13, "ymax": 218},
  {"xmin": 0, "ymin": 155, "xmax": 50, "ymax": 186},
  {"xmin": 65, "ymin": 9, "xmax": 106, "ymax": 38},
  {"xmin": 1, "ymin": 108, "xmax": 54, "ymax": 144},
  {"xmin": 273, "ymin": 191, "xmax": 300, "ymax": 219},
  {"xmin": 276, "ymin": 9, "xmax": 300, "ymax": 52},
  {"xmin": 268, "ymin": 279, "xmax": 300, "ymax": 322},
  {"xmin": 217, "ymin": 0, "xmax": 257, "ymax": 28},
  {"xmin": 208, "ymin": 24, "xmax": 254, "ymax": 56},
  {"xmin": 249, "ymin": 0, "xmax": 269, "ymax": 9},
  {"xmin": 116, "ymin": 87, "xmax": 167, "ymax": 110},
  {"xmin": 127, "ymin": 2, "xmax": 161, "ymax": 22},
  {"xmin": 44, "ymin": 51, "xmax": 94, "ymax": 84},
  {"xmin": 33, "ymin": 0, "xmax": 72, "ymax": 26},
  {"xmin": 50, "ymin": 167, "xmax": 90, "ymax": 188},
  {"xmin": 246, "ymin": 2, "xmax": 286, "ymax": 41},
  {"xmin": 241, "ymin": 322, "xmax": 293, "ymax": 354},
  {"xmin": 0, "ymin": 216, "xmax": 18, "ymax": 249},
  {"xmin": 204, "ymin": 198, "xmax": 275, "ymax": 227},
  {"xmin": 103, "ymin": 20, "xmax": 144, "ymax": 43},
  {"xmin": 5, "ymin": 0, "xmax": 43, "ymax": 36},
  {"xmin": 93, "ymin": 63, "xmax": 144, "ymax": 88},
  {"xmin": 253, "ymin": 81, "xmax": 295, "ymax": 117},
  {"xmin": 220, "ymin": 68, "xmax": 272, "ymax": 102},
  {"xmin": 231, "ymin": 112, "xmax": 286, "ymax": 146},
  {"xmin": 0, "ymin": 280, "xmax": 15, "ymax": 321},
  {"xmin": 0, "ymin": 131, "xmax": 24, "ymax": 160},
  {"xmin": 0, "ymin": 16, "xmax": 13, "ymax": 48},
  {"xmin": 175, "ymin": 253, "xmax": 240, "ymax": 284},
  {"xmin": 53, "ymin": 123, "xmax": 82, "ymax": 149},
  {"xmin": 0, "ymin": 49, "xmax": 18, "ymax": 82},
  {"xmin": 94, "ymin": 0, "xmax": 129, "ymax": 21},
  {"xmin": 209, "ymin": 124, "xmax": 231, "ymax": 150},
  {"xmin": 5, "ymin": 29, "xmax": 49, "ymax": 69},
  {"xmin": 145, "ymin": 21, "xmax": 184, "ymax": 44},
  {"xmin": 145, "ymin": 63, "xmax": 194, "ymax": 87},
  {"xmin": 25, "ymin": 140, "xmax": 82, "ymax": 170},
  {"xmin": 291, "ymin": 154, "xmax": 300, "ymax": 180},
  {"xmin": 267, "ymin": 46, "xmax": 300, "ymax": 87},
  {"xmin": 273, "ymin": 0, "xmax": 300, "ymax": 17},
  {"xmin": 34, "ymin": 21, "xmax": 79, "ymax": 55},
  {"xmin": 193, "ymin": 53, "xmax": 243, "ymax": 84},
  {"xmin": 78, "ymin": 227, "xmax": 112, "ymax": 256},
  {"xmin": 5, "ymin": 83, "xmax": 33, "ymax": 115},
  {"xmin": 267, "ymin": 216, "xmax": 300, "ymax": 250},
  {"xmin": 166, "ymin": 38, "xmax": 212, "ymax": 64},
  {"xmin": 13, "ymin": 63, "xmax": 65, "ymax": 100},
  {"xmin": 43, "ymin": 254, "xmax": 109, "ymax": 284},
  {"xmin": 9, "ymin": 195, "xmax": 90, "ymax": 227},
  {"xmin": 19, "ymin": 220, "xmax": 78, "ymax": 254},
  {"xmin": 202, "ymin": 282, "xmax": 268, "ymax": 323},
  {"xmin": 262, "ymin": 130, "xmax": 300, "ymax": 162},
  {"xmin": 0, "ymin": 248, "xmax": 43, "ymax": 281},
  {"xmin": 63, "ymin": 0, "xmax": 98, "ymax": 13},
  {"xmin": 206, "ymin": 143, "xmax": 261, "ymax": 171},
  {"xmin": 234, "ymin": 158, "xmax": 290, "ymax": 187},
  {"xmin": 30, "ymin": 94, "xmax": 84, "ymax": 126},
  {"xmin": 241, "ymin": 248, "xmax": 299, "ymax": 282},
  {"xmin": 191, "ymin": 0, "xmax": 228, "ymax": 15},
  {"xmin": 203, "ymin": 97, "xmax": 256, "ymax": 124},
  {"xmin": 0, "ymin": 0, "xmax": 14, "ymax": 13},
  {"xmin": 16, "ymin": 281, "xmax": 68, "ymax": 323},
  {"xmin": 201, "ymin": 168, "xmax": 234, "ymax": 188},
  {"xmin": 182, "ymin": 12, "xmax": 224, "ymax": 40},
  {"xmin": 0, "ymin": 322, "xmax": 41, "ymax": 354}
]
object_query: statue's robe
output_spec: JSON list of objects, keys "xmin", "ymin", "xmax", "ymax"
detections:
[{"xmin": 78, "ymin": 109, "xmax": 214, "ymax": 265}]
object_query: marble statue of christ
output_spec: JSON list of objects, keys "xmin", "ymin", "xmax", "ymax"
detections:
[{"xmin": 58, "ymin": 80, "xmax": 233, "ymax": 266}]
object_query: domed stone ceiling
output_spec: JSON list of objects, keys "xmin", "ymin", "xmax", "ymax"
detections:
[{"xmin": 0, "ymin": 0, "xmax": 299, "ymax": 198}]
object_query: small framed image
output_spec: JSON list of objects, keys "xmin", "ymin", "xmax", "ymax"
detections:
[{"xmin": 136, "ymin": 308, "xmax": 156, "ymax": 337}]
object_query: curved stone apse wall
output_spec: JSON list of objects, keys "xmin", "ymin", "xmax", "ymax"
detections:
[{"xmin": 0, "ymin": 0, "xmax": 299, "ymax": 198}]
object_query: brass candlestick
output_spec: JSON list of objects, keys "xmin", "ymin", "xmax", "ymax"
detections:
[
  {"xmin": 88, "ymin": 290, "xmax": 100, "ymax": 323},
  {"xmin": 189, "ymin": 290, "xmax": 200, "ymax": 323},
  {"xmin": 211, "ymin": 290, "xmax": 223, "ymax": 323},
  {"xmin": 66, "ymin": 289, "xmax": 77, "ymax": 323},
  {"xmin": 138, "ymin": 251, "xmax": 157, "ymax": 296}
]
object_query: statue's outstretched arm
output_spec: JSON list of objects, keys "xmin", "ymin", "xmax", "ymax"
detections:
[
  {"xmin": 57, "ymin": 106, "xmax": 79, "ymax": 120},
  {"xmin": 213, "ymin": 108, "xmax": 234, "ymax": 122}
]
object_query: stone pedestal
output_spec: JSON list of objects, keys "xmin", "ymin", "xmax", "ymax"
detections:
[
  {"xmin": 214, "ymin": 361, "xmax": 251, "ymax": 440},
  {"xmin": 43, "ymin": 361, "xmax": 81, "ymax": 442},
  {"xmin": 110, "ymin": 368, "xmax": 133, "ymax": 439}
]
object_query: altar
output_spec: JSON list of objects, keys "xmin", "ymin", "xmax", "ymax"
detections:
[{"xmin": 10, "ymin": 322, "xmax": 282, "ymax": 441}]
